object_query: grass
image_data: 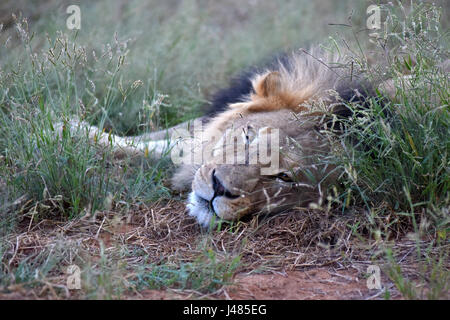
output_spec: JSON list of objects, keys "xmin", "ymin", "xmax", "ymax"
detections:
[
  {"xmin": 0, "ymin": 0, "xmax": 448, "ymax": 299},
  {"xmin": 315, "ymin": 2, "xmax": 449, "ymax": 298},
  {"xmin": 0, "ymin": 0, "xmax": 368, "ymax": 223},
  {"xmin": 132, "ymin": 249, "xmax": 240, "ymax": 294}
]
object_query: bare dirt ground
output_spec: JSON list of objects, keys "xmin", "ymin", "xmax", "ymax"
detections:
[
  {"xmin": 0, "ymin": 201, "xmax": 436, "ymax": 300},
  {"xmin": 132, "ymin": 268, "xmax": 402, "ymax": 300},
  {"xmin": 225, "ymin": 269, "xmax": 391, "ymax": 300}
]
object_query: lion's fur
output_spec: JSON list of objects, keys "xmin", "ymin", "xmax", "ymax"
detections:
[{"xmin": 198, "ymin": 49, "xmax": 375, "ymax": 154}]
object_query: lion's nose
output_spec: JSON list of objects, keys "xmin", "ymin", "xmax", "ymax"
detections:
[
  {"xmin": 212, "ymin": 169, "xmax": 225, "ymax": 196},
  {"xmin": 211, "ymin": 169, "xmax": 239, "ymax": 199}
]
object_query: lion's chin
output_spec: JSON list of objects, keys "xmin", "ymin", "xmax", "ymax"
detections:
[{"xmin": 186, "ymin": 192, "xmax": 217, "ymax": 228}]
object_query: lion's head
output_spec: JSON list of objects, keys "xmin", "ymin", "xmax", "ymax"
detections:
[
  {"xmin": 170, "ymin": 50, "xmax": 376, "ymax": 227},
  {"xmin": 186, "ymin": 109, "xmax": 339, "ymax": 227}
]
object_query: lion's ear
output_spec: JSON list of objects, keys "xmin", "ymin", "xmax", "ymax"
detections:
[{"xmin": 253, "ymin": 71, "xmax": 282, "ymax": 97}]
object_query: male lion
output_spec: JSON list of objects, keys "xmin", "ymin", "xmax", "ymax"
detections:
[{"xmin": 62, "ymin": 49, "xmax": 398, "ymax": 227}]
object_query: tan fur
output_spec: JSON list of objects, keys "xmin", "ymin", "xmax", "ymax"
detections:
[{"xmin": 199, "ymin": 50, "xmax": 342, "ymax": 157}]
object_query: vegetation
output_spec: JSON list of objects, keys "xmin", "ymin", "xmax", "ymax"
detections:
[{"xmin": 0, "ymin": 0, "xmax": 448, "ymax": 299}]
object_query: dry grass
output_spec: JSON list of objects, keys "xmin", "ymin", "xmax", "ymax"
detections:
[{"xmin": 2, "ymin": 200, "xmax": 448, "ymax": 299}]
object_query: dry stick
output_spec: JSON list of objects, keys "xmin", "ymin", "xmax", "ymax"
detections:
[
  {"xmin": 95, "ymin": 216, "xmax": 107, "ymax": 239},
  {"xmin": 8, "ymin": 236, "xmax": 20, "ymax": 266},
  {"xmin": 27, "ymin": 203, "xmax": 38, "ymax": 232}
]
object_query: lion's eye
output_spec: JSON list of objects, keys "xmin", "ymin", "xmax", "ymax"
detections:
[{"xmin": 276, "ymin": 172, "xmax": 294, "ymax": 182}]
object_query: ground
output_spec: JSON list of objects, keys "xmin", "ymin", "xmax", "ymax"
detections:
[
  {"xmin": 1, "ymin": 201, "xmax": 438, "ymax": 300},
  {"xmin": 132, "ymin": 269, "xmax": 397, "ymax": 300}
]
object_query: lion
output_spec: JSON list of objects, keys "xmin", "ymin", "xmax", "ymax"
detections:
[{"xmin": 60, "ymin": 48, "xmax": 405, "ymax": 227}]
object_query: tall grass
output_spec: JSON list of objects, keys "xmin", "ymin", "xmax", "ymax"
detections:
[
  {"xmin": 0, "ymin": 18, "xmax": 167, "ymax": 225},
  {"xmin": 318, "ymin": 2, "xmax": 449, "ymax": 299},
  {"xmin": 322, "ymin": 2, "xmax": 449, "ymax": 232},
  {"xmin": 0, "ymin": 0, "xmax": 366, "ymax": 226}
]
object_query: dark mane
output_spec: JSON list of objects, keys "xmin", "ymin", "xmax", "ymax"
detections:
[
  {"xmin": 205, "ymin": 54, "xmax": 291, "ymax": 117},
  {"xmin": 205, "ymin": 69, "xmax": 255, "ymax": 117},
  {"xmin": 205, "ymin": 50, "xmax": 387, "ymax": 128}
]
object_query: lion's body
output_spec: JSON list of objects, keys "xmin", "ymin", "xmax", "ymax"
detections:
[{"xmin": 62, "ymin": 48, "xmax": 386, "ymax": 227}]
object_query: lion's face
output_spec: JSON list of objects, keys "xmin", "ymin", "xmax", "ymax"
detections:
[
  {"xmin": 185, "ymin": 109, "xmax": 335, "ymax": 227},
  {"xmin": 171, "ymin": 54, "xmax": 358, "ymax": 227}
]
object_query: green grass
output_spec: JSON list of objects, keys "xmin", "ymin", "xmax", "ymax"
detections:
[
  {"xmin": 132, "ymin": 249, "xmax": 240, "ymax": 294},
  {"xmin": 323, "ymin": 1, "xmax": 449, "ymax": 232},
  {"xmin": 317, "ymin": 1, "xmax": 449, "ymax": 299}
]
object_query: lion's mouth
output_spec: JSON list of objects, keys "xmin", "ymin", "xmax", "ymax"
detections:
[{"xmin": 186, "ymin": 192, "xmax": 220, "ymax": 227}]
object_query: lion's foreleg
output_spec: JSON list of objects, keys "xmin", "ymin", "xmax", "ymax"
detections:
[{"xmin": 54, "ymin": 119, "xmax": 175, "ymax": 159}]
